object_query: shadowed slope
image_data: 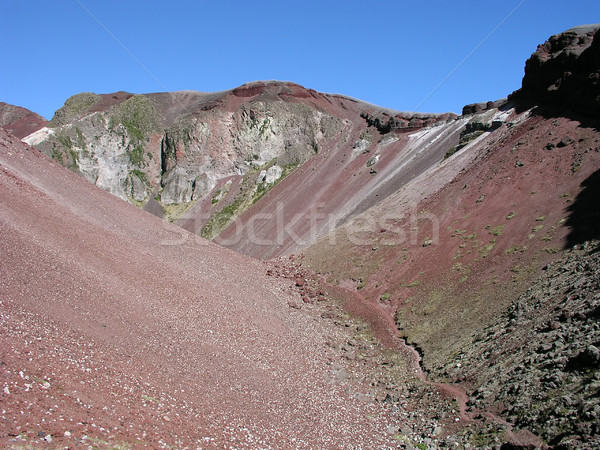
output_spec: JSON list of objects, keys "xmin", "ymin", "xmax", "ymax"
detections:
[{"xmin": 566, "ymin": 168, "xmax": 600, "ymax": 247}]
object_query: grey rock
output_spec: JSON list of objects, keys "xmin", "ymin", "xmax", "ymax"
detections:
[
  {"xmin": 557, "ymin": 136, "xmax": 575, "ymax": 147},
  {"xmin": 264, "ymin": 165, "xmax": 283, "ymax": 184},
  {"xmin": 161, "ymin": 167, "xmax": 214, "ymax": 205},
  {"xmin": 126, "ymin": 172, "xmax": 148, "ymax": 202}
]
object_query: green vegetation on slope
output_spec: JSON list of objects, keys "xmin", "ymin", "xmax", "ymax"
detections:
[
  {"xmin": 109, "ymin": 95, "xmax": 161, "ymax": 144},
  {"xmin": 49, "ymin": 92, "xmax": 100, "ymax": 127}
]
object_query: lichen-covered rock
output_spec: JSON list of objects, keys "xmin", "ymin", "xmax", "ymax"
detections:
[
  {"xmin": 126, "ymin": 172, "xmax": 148, "ymax": 202},
  {"xmin": 49, "ymin": 92, "xmax": 101, "ymax": 127},
  {"xmin": 264, "ymin": 165, "xmax": 283, "ymax": 184}
]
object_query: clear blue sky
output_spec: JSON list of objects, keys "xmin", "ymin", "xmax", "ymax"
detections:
[{"xmin": 2, "ymin": 1, "xmax": 599, "ymax": 119}]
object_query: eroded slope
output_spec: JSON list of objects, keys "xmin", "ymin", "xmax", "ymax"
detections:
[
  {"xmin": 0, "ymin": 128, "xmax": 403, "ymax": 448},
  {"xmin": 22, "ymin": 81, "xmax": 457, "ymax": 259},
  {"xmin": 300, "ymin": 25, "xmax": 600, "ymax": 447}
]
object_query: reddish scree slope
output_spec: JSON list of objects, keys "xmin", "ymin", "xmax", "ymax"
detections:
[
  {"xmin": 210, "ymin": 83, "xmax": 458, "ymax": 260},
  {"xmin": 301, "ymin": 24, "xmax": 600, "ymax": 373},
  {"xmin": 302, "ymin": 106, "xmax": 600, "ymax": 371},
  {"xmin": 0, "ymin": 129, "xmax": 399, "ymax": 448},
  {"xmin": 0, "ymin": 102, "xmax": 47, "ymax": 139}
]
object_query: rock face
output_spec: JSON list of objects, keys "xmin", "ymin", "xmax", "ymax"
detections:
[
  {"xmin": 25, "ymin": 93, "xmax": 163, "ymax": 202},
  {"xmin": 0, "ymin": 102, "xmax": 47, "ymax": 139},
  {"xmin": 23, "ymin": 81, "xmax": 456, "ymax": 241},
  {"xmin": 511, "ymin": 24, "xmax": 600, "ymax": 115},
  {"xmin": 23, "ymin": 83, "xmax": 353, "ymax": 209}
]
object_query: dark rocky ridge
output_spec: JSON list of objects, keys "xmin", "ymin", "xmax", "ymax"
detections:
[
  {"xmin": 511, "ymin": 24, "xmax": 600, "ymax": 116},
  {"xmin": 461, "ymin": 98, "xmax": 507, "ymax": 116},
  {"xmin": 360, "ymin": 110, "xmax": 457, "ymax": 134},
  {"xmin": 440, "ymin": 240, "xmax": 600, "ymax": 448}
]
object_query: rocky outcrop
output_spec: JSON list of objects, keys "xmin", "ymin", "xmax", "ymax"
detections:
[
  {"xmin": 25, "ymin": 94, "xmax": 164, "ymax": 202},
  {"xmin": 23, "ymin": 81, "xmax": 455, "ymax": 230},
  {"xmin": 257, "ymin": 165, "xmax": 283, "ymax": 185},
  {"xmin": 511, "ymin": 24, "xmax": 600, "ymax": 115},
  {"xmin": 153, "ymin": 93, "xmax": 346, "ymax": 216},
  {"xmin": 0, "ymin": 102, "xmax": 47, "ymax": 138},
  {"xmin": 360, "ymin": 111, "xmax": 456, "ymax": 134},
  {"xmin": 160, "ymin": 167, "xmax": 213, "ymax": 205},
  {"xmin": 440, "ymin": 240, "xmax": 600, "ymax": 448},
  {"xmin": 461, "ymin": 98, "xmax": 507, "ymax": 116}
]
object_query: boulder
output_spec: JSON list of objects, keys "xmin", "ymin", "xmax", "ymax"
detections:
[
  {"xmin": 264, "ymin": 165, "xmax": 283, "ymax": 184},
  {"xmin": 161, "ymin": 167, "xmax": 208, "ymax": 205},
  {"xmin": 126, "ymin": 172, "xmax": 148, "ymax": 202}
]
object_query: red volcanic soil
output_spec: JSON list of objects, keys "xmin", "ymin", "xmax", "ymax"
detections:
[
  {"xmin": 0, "ymin": 103, "xmax": 47, "ymax": 139},
  {"xmin": 302, "ymin": 105, "xmax": 600, "ymax": 371},
  {"xmin": 88, "ymin": 91, "xmax": 133, "ymax": 113},
  {"xmin": 0, "ymin": 129, "xmax": 399, "ymax": 447},
  {"xmin": 213, "ymin": 84, "xmax": 458, "ymax": 260}
]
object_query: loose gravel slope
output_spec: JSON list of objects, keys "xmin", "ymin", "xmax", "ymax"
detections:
[{"xmin": 0, "ymin": 129, "xmax": 397, "ymax": 448}]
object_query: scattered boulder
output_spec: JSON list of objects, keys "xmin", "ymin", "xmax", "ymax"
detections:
[
  {"xmin": 366, "ymin": 155, "xmax": 380, "ymax": 167},
  {"xmin": 264, "ymin": 165, "xmax": 283, "ymax": 184},
  {"xmin": 353, "ymin": 139, "xmax": 370, "ymax": 153},
  {"xmin": 566, "ymin": 345, "xmax": 600, "ymax": 371},
  {"xmin": 557, "ymin": 136, "xmax": 575, "ymax": 147}
]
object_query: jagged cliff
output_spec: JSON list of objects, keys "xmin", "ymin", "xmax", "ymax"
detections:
[{"xmin": 511, "ymin": 24, "xmax": 600, "ymax": 115}]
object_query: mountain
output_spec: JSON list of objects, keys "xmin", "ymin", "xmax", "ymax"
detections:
[
  {"xmin": 3, "ymin": 24, "xmax": 600, "ymax": 447},
  {"xmin": 23, "ymin": 81, "xmax": 457, "ymax": 259},
  {"xmin": 0, "ymin": 102, "xmax": 47, "ymax": 139},
  {"xmin": 0, "ymin": 127, "xmax": 405, "ymax": 447}
]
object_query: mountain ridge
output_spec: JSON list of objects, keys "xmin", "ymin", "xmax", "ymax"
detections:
[{"xmin": 2, "ymin": 24, "xmax": 600, "ymax": 447}]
